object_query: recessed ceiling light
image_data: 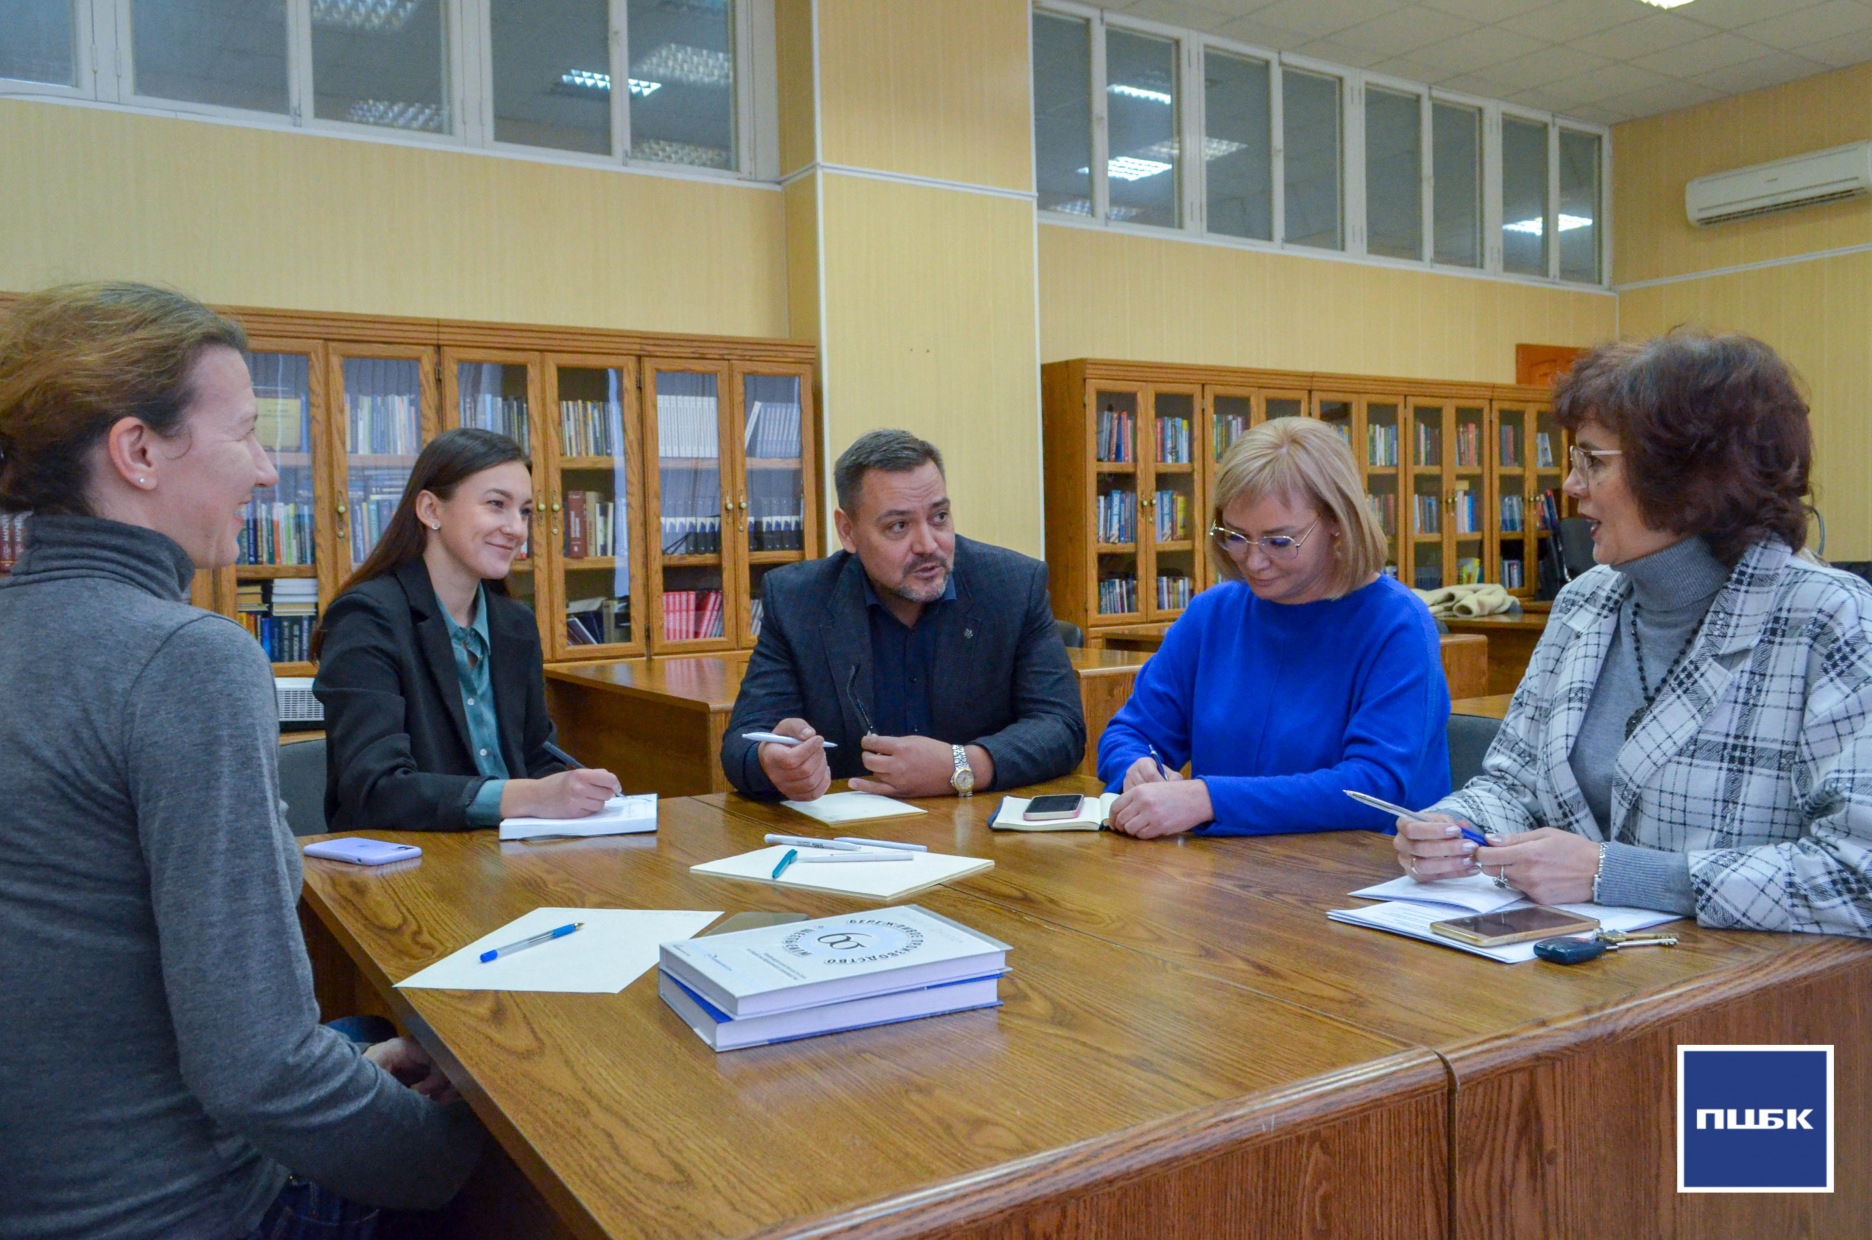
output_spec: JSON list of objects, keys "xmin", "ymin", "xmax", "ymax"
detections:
[
  {"xmin": 1637, "ymin": 0, "xmax": 1697, "ymax": 9},
  {"xmin": 1109, "ymin": 82, "xmax": 1173, "ymax": 106}
]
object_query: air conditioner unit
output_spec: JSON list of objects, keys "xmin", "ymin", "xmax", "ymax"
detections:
[{"xmin": 1686, "ymin": 142, "xmax": 1872, "ymax": 226}]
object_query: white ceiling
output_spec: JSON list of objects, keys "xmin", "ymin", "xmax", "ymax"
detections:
[{"xmin": 1104, "ymin": 0, "xmax": 1872, "ymax": 124}]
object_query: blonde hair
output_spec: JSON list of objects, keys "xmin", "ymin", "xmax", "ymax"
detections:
[{"xmin": 1207, "ymin": 417, "xmax": 1386, "ymax": 598}]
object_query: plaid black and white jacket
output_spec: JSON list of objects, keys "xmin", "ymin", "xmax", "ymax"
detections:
[{"xmin": 1434, "ymin": 538, "xmax": 1872, "ymax": 937}]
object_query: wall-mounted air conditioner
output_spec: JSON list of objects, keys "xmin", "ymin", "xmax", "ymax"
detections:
[{"xmin": 1686, "ymin": 142, "xmax": 1872, "ymax": 226}]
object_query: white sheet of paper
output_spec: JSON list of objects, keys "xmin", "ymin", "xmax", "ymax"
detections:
[
  {"xmin": 691, "ymin": 845, "xmax": 990, "ymax": 901},
  {"xmin": 1327, "ymin": 899, "xmax": 1683, "ymax": 963},
  {"xmin": 396, "ymin": 907, "xmax": 720, "ymax": 992},
  {"xmin": 1349, "ymin": 872, "xmax": 1526, "ymax": 914},
  {"xmin": 499, "ymin": 794, "xmax": 658, "ymax": 841},
  {"xmin": 782, "ymin": 792, "xmax": 927, "ymax": 825}
]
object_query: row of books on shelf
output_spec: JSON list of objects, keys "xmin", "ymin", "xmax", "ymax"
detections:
[
  {"xmin": 1453, "ymin": 422, "xmax": 1484, "ymax": 468},
  {"xmin": 657, "ymin": 394, "xmax": 720, "ymax": 457},
  {"xmin": 1502, "ymin": 559, "xmax": 1525, "ymax": 589},
  {"xmin": 1367, "ymin": 492, "xmax": 1397, "ymax": 539},
  {"xmin": 1367, "ymin": 424, "xmax": 1399, "ymax": 467},
  {"xmin": 1452, "ymin": 490, "xmax": 1480, "ymax": 536},
  {"xmin": 348, "ymin": 394, "xmax": 421, "ymax": 456},
  {"xmin": 1153, "ymin": 490, "xmax": 1192, "ymax": 542},
  {"xmin": 1096, "ymin": 491, "xmax": 1136, "ymax": 544},
  {"xmin": 1155, "ymin": 416, "xmax": 1192, "ymax": 465},
  {"xmin": 744, "ymin": 401, "xmax": 804, "ymax": 459},
  {"xmin": 1096, "ymin": 406, "xmax": 1135, "ymax": 463},
  {"xmin": 1156, "ymin": 574, "xmax": 1192, "ymax": 611},
  {"xmin": 662, "ymin": 516, "xmax": 723, "ymax": 555},
  {"xmin": 559, "ymin": 400, "xmax": 626, "ymax": 459},
  {"xmin": 1413, "ymin": 494, "xmax": 1441, "ymax": 537},
  {"xmin": 1501, "ymin": 494, "xmax": 1526, "ymax": 531},
  {"xmin": 460, "ymin": 395, "xmax": 530, "ymax": 453},
  {"xmin": 238, "ymin": 500, "xmax": 315, "ymax": 567},
  {"xmin": 0, "ymin": 512, "xmax": 29, "ymax": 571},
  {"xmin": 565, "ymin": 491, "xmax": 627, "ymax": 560},
  {"xmin": 1499, "ymin": 426, "xmax": 1520, "ymax": 469},
  {"xmin": 348, "ymin": 496, "xmax": 401, "ymax": 564},
  {"xmin": 1535, "ymin": 432, "xmax": 1557, "ymax": 468},
  {"xmin": 566, "ymin": 596, "xmax": 632, "ymax": 646},
  {"xmin": 1094, "ymin": 574, "xmax": 1194, "ymax": 615},
  {"xmin": 1414, "ymin": 423, "xmax": 1440, "ymax": 468},
  {"xmin": 664, "ymin": 589, "xmax": 724, "ymax": 641},
  {"xmin": 748, "ymin": 514, "xmax": 805, "ymax": 552},
  {"xmin": 1456, "ymin": 557, "xmax": 1483, "ymax": 585},
  {"xmin": 237, "ymin": 579, "xmax": 318, "ymax": 663},
  {"xmin": 1214, "ymin": 415, "xmax": 1248, "ymax": 460}
]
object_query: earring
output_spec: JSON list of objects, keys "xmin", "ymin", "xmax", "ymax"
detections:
[
  {"xmin": 138, "ymin": 477, "xmax": 148, "ymax": 487},
  {"xmin": 430, "ymin": 522, "xmax": 441, "ymax": 531}
]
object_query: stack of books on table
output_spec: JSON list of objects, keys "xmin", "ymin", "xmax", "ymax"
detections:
[{"xmin": 658, "ymin": 905, "xmax": 1009, "ymax": 1052}]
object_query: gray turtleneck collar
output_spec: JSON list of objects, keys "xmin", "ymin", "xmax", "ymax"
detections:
[
  {"xmin": 1614, "ymin": 535, "xmax": 1731, "ymax": 616},
  {"xmin": 6, "ymin": 513, "xmax": 196, "ymax": 603}
]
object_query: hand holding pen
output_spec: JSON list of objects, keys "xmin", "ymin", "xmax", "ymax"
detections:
[
  {"xmin": 754, "ymin": 718, "xmax": 832, "ymax": 802},
  {"xmin": 1343, "ymin": 789, "xmax": 1497, "ymax": 884},
  {"xmin": 1122, "ymin": 745, "xmax": 1184, "ymax": 790}
]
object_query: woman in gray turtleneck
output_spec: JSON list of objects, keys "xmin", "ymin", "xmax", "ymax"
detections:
[{"xmin": 1396, "ymin": 330, "xmax": 1872, "ymax": 939}]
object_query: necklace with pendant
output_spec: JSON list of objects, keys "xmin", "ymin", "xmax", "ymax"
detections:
[{"xmin": 1624, "ymin": 599, "xmax": 1696, "ymax": 740}]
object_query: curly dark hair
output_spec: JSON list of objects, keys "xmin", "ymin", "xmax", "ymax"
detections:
[{"xmin": 1553, "ymin": 330, "xmax": 1811, "ymax": 565}]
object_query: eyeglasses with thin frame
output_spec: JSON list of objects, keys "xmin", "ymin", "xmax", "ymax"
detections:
[
  {"xmin": 1209, "ymin": 517, "xmax": 1320, "ymax": 561},
  {"xmin": 1568, "ymin": 444, "xmax": 1623, "ymax": 488}
]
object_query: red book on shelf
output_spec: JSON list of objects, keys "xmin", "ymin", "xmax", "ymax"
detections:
[
  {"xmin": 566, "ymin": 492, "xmax": 589, "ymax": 559},
  {"xmin": 701, "ymin": 590, "xmax": 721, "ymax": 639}
]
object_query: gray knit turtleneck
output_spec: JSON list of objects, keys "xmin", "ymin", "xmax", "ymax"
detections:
[{"xmin": 1570, "ymin": 535, "xmax": 1731, "ymax": 913}]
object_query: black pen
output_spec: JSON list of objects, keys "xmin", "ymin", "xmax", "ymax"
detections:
[{"xmin": 543, "ymin": 740, "xmax": 584, "ymax": 769}]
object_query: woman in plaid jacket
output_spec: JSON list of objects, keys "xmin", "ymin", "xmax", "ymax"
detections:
[{"xmin": 1397, "ymin": 331, "xmax": 1872, "ymax": 938}]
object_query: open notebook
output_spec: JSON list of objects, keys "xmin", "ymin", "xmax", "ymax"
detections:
[
  {"xmin": 990, "ymin": 793, "xmax": 1118, "ymax": 832},
  {"xmin": 691, "ymin": 846, "xmax": 991, "ymax": 901}
]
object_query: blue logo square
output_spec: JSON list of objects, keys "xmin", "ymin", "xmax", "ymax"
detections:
[{"xmin": 1678, "ymin": 1045, "xmax": 1833, "ymax": 1192}]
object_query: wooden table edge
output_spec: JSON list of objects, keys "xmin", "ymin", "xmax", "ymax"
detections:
[{"xmin": 543, "ymin": 664, "xmax": 730, "ymax": 714}]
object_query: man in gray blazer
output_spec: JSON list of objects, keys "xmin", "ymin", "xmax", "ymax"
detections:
[{"xmin": 721, "ymin": 429, "xmax": 1085, "ymax": 800}]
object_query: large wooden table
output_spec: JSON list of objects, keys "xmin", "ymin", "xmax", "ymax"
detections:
[
  {"xmin": 1442, "ymin": 613, "xmax": 1549, "ymax": 697},
  {"xmin": 543, "ymin": 649, "xmax": 1153, "ymax": 795},
  {"xmin": 301, "ymin": 780, "xmax": 1871, "ymax": 1239}
]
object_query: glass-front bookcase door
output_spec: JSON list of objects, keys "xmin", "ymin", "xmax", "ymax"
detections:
[
  {"xmin": 325, "ymin": 345, "xmax": 438, "ymax": 602},
  {"xmin": 645, "ymin": 361, "xmax": 735, "ymax": 652},
  {"xmin": 442, "ymin": 351, "xmax": 547, "ymax": 629},
  {"xmin": 1452, "ymin": 403, "xmax": 1490, "ymax": 586},
  {"xmin": 546, "ymin": 355, "xmax": 643, "ymax": 659},
  {"xmin": 1145, "ymin": 387, "xmax": 1199, "ymax": 621},
  {"xmin": 235, "ymin": 339, "xmax": 326, "ymax": 672},
  {"xmin": 730, "ymin": 364, "xmax": 816, "ymax": 648},
  {"xmin": 1364, "ymin": 399, "xmax": 1402, "ymax": 581},
  {"xmin": 1407, "ymin": 398, "xmax": 1446, "ymax": 590},
  {"xmin": 1532, "ymin": 405, "xmax": 1566, "ymax": 593},
  {"xmin": 1090, "ymin": 385, "xmax": 1143, "ymax": 623},
  {"xmin": 1493, "ymin": 402, "xmax": 1532, "ymax": 595}
]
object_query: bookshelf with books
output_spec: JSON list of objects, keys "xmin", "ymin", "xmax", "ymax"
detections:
[
  {"xmin": 1044, "ymin": 359, "xmax": 1559, "ymax": 641},
  {"xmin": 232, "ymin": 341, "xmax": 328, "ymax": 675},
  {"xmin": 545, "ymin": 356, "xmax": 644, "ymax": 660},
  {"xmin": 442, "ymin": 352, "xmax": 545, "ymax": 623},
  {"xmin": 731, "ymin": 364, "xmax": 816, "ymax": 648},
  {"xmin": 644, "ymin": 361, "xmax": 733, "ymax": 653}
]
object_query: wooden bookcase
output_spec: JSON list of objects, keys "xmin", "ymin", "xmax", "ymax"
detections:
[
  {"xmin": 1043, "ymin": 359, "xmax": 1564, "ymax": 641},
  {"xmin": 0, "ymin": 295, "xmax": 819, "ymax": 670}
]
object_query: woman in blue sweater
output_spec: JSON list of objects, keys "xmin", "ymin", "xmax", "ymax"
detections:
[{"xmin": 1098, "ymin": 417, "xmax": 1450, "ymax": 838}]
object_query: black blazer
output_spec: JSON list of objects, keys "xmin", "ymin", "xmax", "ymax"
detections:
[
  {"xmin": 314, "ymin": 561, "xmax": 566, "ymax": 831},
  {"xmin": 720, "ymin": 536, "xmax": 1086, "ymax": 797}
]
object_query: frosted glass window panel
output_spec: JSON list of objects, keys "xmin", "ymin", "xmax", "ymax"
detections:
[
  {"xmin": 313, "ymin": 0, "xmax": 449, "ymax": 135},
  {"xmin": 1559, "ymin": 128, "xmax": 1601, "ymax": 284},
  {"xmin": 627, "ymin": 0, "xmax": 735, "ymax": 172},
  {"xmin": 1104, "ymin": 27, "xmax": 1178, "ymax": 229},
  {"xmin": 1432, "ymin": 101, "xmax": 1480, "ymax": 268},
  {"xmin": 1283, "ymin": 68, "xmax": 1341, "ymax": 251},
  {"xmin": 1204, "ymin": 50, "xmax": 1271, "ymax": 241},
  {"xmin": 491, "ymin": 0, "xmax": 610, "ymax": 155},
  {"xmin": 1032, "ymin": 9, "xmax": 1092, "ymax": 217},
  {"xmin": 132, "ymin": 0, "xmax": 288, "ymax": 113},
  {"xmin": 0, "ymin": 0, "xmax": 74, "ymax": 85},
  {"xmin": 1365, "ymin": 86, "xmax": 1420, "ymax": 260},
  {"xmin": 1502, "ymin": 115, "xmax": 1549, "ymax": 277}
]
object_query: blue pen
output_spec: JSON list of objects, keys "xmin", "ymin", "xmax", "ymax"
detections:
[
  {"xmin": 771, "ymin": 848, "xmax": 799, "ymax": 880},
  {"xmin": 1147, "ymin": 745, "xmax": 1168, "ymax": 778},
  {"xmin": 480, "ymin": 921, "xmax": 582, "ymax": 963}
]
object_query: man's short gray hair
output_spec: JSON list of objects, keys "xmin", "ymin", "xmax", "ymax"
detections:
[{"xmin": 833, "ymin": 429, "xmax": 945, "ymax": 515}]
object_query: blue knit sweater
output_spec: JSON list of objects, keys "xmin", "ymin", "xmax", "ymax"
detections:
[{"xmin": 1097, "ymin": 575, "xmax": 1451, "ymax": 835}]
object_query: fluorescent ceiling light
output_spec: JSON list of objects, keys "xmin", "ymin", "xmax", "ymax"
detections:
[
  {"xmin": 1109, "ymin": 82, "xmax": 1172, "ymax": 105},
  {"xmin": 1078, "ymin": 157, "xmax": 1174, "ymax": 181},
  {"xmin": 312, "ymin": 0, "xmax": 422, "ymax": 33},
  {"xmin": 632, "ymin": 138, "xmax": 731, "ymax": 169},
  {"xmin": 1143, "ymin": 138, "xmax": 1247, "ymax": 161},
  {"xmin": 345, "ymin": 99, "xmax": 445, "ymax": 132},
  {"xmin": 559, "ymin": 70, "xmax": 660, "ymax": 96},
  {"xmin": 1503, "ymin": 213, "xmax": 1594, "ymax": 235},
  {"xmin": 633, "ymin": 43, "xmax": 732, "ymax": 89},
  {"xmin": 1637, "ymin": 0, "xmax": 1697, "ymax": 8}
]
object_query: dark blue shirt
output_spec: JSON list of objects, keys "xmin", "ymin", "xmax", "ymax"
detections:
[{"xmin": 862, "ymin": 571, "xmax": 957, "ymax": 737}]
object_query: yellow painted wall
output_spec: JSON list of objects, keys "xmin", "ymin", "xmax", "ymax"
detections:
[
  {"xmin": 819, "ymin": 174, "xmax": 1041, "ymax": 555},
  {"xmin": 1039, "ymin": 224, "xmax": 1617, "ymax": 383},
  {"xmin": 0, "ymin": 98, "xmax": 788, "ymax": 338},
  {"xmin": 816, "ymin": 0, "xmax": 1033, "ymax": 193},
  {"xmin": 1614, "ymin": 64, "xmax": 1872, "ymax": 559}
]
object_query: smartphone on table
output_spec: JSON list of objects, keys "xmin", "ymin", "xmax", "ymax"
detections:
[
  {"xmin": 302, "ymin": 838, "xmax": 423, "ymax": 867},
  {"xmin": 1430, "ymin": 906, "xmax": 1599, "ymax": 947},
  {"xmin": 1023, "ymin": 794, "xmax": 1086, "ymax": 822}
]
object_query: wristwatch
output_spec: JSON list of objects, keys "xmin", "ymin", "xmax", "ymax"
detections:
[{"xmin": 949, "ymin": 744, "xmax": 975, "ymax": 797}]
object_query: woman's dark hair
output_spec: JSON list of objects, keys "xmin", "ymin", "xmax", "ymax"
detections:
[
  {"xmin": 0, "ymin": 283, "xmax": 247, "ymax": 515},
  {"xmin": 309, "ymin": 427, "xmax": 528, "ymax": 660},
  {"xmin": 1553, "ymin": 329, "xmax": 1811, "ymax": 565}
]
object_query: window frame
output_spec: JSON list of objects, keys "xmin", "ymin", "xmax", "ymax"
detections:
[
  {"xmin": 2, "ymin": 0, "xmax": 777, "ymax": 184},
  {"xmin": 1031, "ymin": 0, "xmax": 1613, "ymax": 289}
]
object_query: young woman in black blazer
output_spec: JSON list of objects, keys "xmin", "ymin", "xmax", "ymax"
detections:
[{"xmin": 312, "ymin": 428, "xmax": 621, "ymax": 831}]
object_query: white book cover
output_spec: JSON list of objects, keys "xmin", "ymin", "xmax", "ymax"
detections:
[
  {"xmin": 1348, "ymin": 871, "xmax": 1526, "ymax": 915},
  {"xmin": 1326, "ymin": 900, "xmax": 1684, "ymax": 964},
  {"xmin": 689, "ymin": 845, "xmax": 990, "ymax": 902},
  {"xmin": 782, "ymin": 791, "xmax": 927, "ymax": 825},
  {"xmin": 658, "ymin": 970, "xmax": 1003, "ymax": 1051},
  {"xmin": 499, "ymin": 793, "xmax": 658, "ymax": 841},
  {"xmin": 990, "ymin": 793, "xmax": 1119, "ymax": 832},
  {"xmin": 399, "ymin": 907, "xmax": 719, "ymax": 992},
  {"xmin": 659, "ymin": 904, "xmax": 1011, "ymax": 1017}
]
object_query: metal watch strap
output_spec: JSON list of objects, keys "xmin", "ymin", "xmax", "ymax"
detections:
[{"xmin": 950, "ymin": 744, "xmax": 973, "ymax": 796}]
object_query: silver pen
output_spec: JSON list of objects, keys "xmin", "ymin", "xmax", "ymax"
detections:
[{"xmin": 764, "ymin": 833, "xmax": 863, "ymax": 851}]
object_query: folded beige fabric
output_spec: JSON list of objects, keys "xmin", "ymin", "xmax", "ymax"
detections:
[{"xmin": 1411, "ymin": 582, "xmax": 1515, "ymax": 618}]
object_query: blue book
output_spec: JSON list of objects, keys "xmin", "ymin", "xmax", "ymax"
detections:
[{"xmin": 658, "ymin": 969, "xmax": 1003, "ymax": 1052}]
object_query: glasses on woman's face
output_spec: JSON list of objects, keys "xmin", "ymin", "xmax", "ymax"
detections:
[
  {"xmin": 1210, "ymin": 517, "xmax": 1320, "ymax": 561},
  {"xmin": 1568, "ymin": 444, "xmax": 1623, "ymax": 489}
]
